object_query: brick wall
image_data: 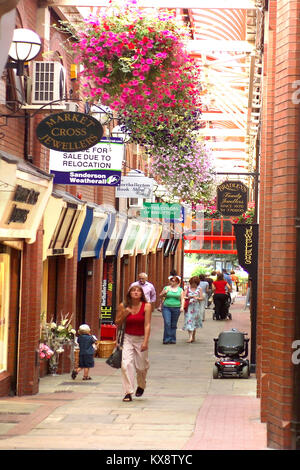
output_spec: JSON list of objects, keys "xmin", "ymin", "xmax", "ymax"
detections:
[
  {"xmin": 17, "ymin": 227, "xmax": 44, "ymax": 395},
  {"xmin": 257, "ymin": 0, "xmax": 300, "ymax": 449}
]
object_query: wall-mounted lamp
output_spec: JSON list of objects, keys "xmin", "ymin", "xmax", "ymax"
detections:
[
  {"xmin": 111, "ymin": 124, "xmax": 131, "ymax": 143},
  {"xmin": 89, "ymin": 103, "xmax": 113, "ymax": 126},
  {"xmin": 7, "ymin": 28, "xmax": 41, "ymax": 76}
]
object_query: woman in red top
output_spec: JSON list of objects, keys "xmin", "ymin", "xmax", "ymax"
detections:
[
  {"xmin": 115, "ymin": 285, "xmax": 152, "ymax": 402},
  {"xmin": 212, "ymin": 273, "xmax": 232, "ymax": 320}
]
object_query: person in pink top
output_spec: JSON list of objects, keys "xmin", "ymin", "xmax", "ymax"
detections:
[{"xmin": 115, "ymin": 285, "xmax": 152, "ymax": 402}]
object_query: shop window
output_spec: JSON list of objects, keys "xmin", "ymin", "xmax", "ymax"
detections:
[{"xmin": 0, "ymin": 254, "xmax": 9, "ymax": 372}]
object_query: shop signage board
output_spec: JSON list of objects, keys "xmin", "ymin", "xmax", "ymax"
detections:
[
  {"xmin": 49, "ymin": 138, "xmax": 124, "ymax": 186},
  {"xmin": 101, "ymin": 257, "xmax": 115, "ymax": 323},
  {"xmin": 141, "ymin": 202, "xmax": 181, "ymax": 219},
  {"xmin": 116, "ymin": 175, "xmax": 154, "ymax": 198},
  {"xmin": 36, "ymin": 111, "xmax": 103, "ymax": 152},
  {"xmin": 217, "ymin": 180, "xmax": 248, "ymax": 217},
  {"xmin": 233, "ymin": 223, "xmax": 258, "ymax": 278}
]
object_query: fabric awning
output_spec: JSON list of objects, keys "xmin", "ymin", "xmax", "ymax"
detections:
[
  {"xmin": 120, "ymin": 218, "xmax": 143, "ymax": 257},
  {"xmin": 0, "ymin": 151, "xmax": 53, "ymax": 244},
  {"xmin": 136, "ymin": 221, "xmax": 153, "ymax": 255},
  {"xmin": 104, "ymin": 212, "xmax": 128, "ymax": 257},
  {"xmin": 148, "ymin": 223, "xmax": 163, "ymax": 254},
  {"xmin": 43, "ymin": 189, "xmax": 86, "ymax": 259},
  {"xmin": 78, "ymin": 204, "xmax": 115, "ymax": 260}
]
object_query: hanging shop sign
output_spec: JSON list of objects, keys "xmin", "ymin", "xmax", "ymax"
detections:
[
  {"xmin": 141, "ymin": 202, "xmax": 181, "ymax": 219},
  {"xmin": 0, "ymin": 152, "xmax": 53, "ymax": 244},
  {"xmin": 36, "ymin": 111, "xmax": 103, "ymax": 152},
  {"xmin": 233, "ymin": 223, "xmax": 258, "ymax": 279},
  {"xmin": 101, "ymin": 257, "xmax": 115, "ymax": 324},
  {"xmin": 49, "ymin": 138, "xmax": 124, "ymax": 186},
  {"xmin": 217, "ymin": 181, "xmax": 248, "ymax": 217},
  {"xmin": 116, "ymin": 175, "xmax": 154, "ymax": 198}
]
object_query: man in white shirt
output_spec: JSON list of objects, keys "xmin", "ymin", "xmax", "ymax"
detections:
[{"xmin": 130, "ymin": 273, "xmax": 157, "ymax": 311}]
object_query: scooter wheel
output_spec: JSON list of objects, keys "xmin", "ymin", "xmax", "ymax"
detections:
[
  {"xmin": 241, "ymin": 365, "xmax": 250, "ymax": 379},
  {"xmin": 213, "ymin": 365, "xmax": 219, "ymax": 379}
]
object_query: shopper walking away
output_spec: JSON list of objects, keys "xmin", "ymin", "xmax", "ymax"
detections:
[
  {"xmin": 183, "ymin": 276, "xmax": 203, "ymax": 343},
  {"xmin": 205, "ymin": 273, "xmax": 213, "ymax": 308},
  {"xmin": 130, "ymin": 272, "xmax": 156, "ymax": 312},
  {"xmin": 160, "ymin": 275, "xmax": 185, "ymax": 344},
  {"xmin": 212, "ymin": 273, "xmax": 232, "ymax": 320},
  {"xmin": 199, "ymin": 274, "xmax": 209, "ymax": 321},
  {"xmin": 115, "ymin": 285, "xmax": 152, "ymax": 402},
  {"xmin": 71, "ymin": 324, "xmax": 97, "ymax": 380}
]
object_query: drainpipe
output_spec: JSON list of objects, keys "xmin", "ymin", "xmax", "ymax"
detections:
[{"xmin": 291, "ymin": 105, "xmax": 300, "ymax": 449}]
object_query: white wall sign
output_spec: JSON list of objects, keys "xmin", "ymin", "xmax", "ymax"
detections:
[
  {"xmin": 49, "ymin": 138, "xmax": 124, "ymax": 186},
  {"xmin": 116, "ymin": 176, "xmax": 154, "ymax": 198}
]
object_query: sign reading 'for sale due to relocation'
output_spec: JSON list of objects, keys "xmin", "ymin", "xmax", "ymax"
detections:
[{"xmin": 49, "ymin": 138, "xmax": 124, "ymax": 186}]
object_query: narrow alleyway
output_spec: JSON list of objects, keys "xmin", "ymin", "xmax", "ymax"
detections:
[{"xmin": 0, "ymin": 296, "xmax": 268, "ymax": 451}]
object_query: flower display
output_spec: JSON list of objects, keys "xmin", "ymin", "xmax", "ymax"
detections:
[
  {"xmin": 232, "ymin": 203, "xmax": 255, "ymax": 224},
  {"xmin": 40, "ymin": 313, "xmax": 76, "ymax": 375},
  {"xmin": 68, "ymin": 0, "xmax": 215, "ymax": 204},
  {"xmin": 73, "ymin": 1, "xmax": 201, "ymax": 120},
  {"xmin": 149, "ymin": 140, "xmax": 216, "ymax": 204},
  {"xmin": 39, "ymin": 343, "xmax": 54, "ymax": 360}
]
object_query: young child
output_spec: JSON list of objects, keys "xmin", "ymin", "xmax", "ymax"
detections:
[{"xmin": 71, "ymin": 324, "xmax": 97, "ymax": 380}]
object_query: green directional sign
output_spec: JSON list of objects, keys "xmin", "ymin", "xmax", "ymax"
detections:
[{"xmin": 141, "ymin": 202, "xmax": 181, "ymax": 219}]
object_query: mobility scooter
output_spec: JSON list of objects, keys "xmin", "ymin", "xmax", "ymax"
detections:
[{"xmin": 213, "ymin": 328, "xmax": 250, "ymax": 379}]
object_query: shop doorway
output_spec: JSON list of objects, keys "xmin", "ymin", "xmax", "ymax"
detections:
[{"xmin": 0, "ymin": 247, "xmax": 21, "ymax": 395}]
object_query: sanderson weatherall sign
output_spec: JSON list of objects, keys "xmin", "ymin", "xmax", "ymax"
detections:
[
  {"xmin": 36, "ymin": 111, "xmax": 103, "ymax": 151},
  {"xmin": 49, "ymin": 138, "xmax": 124, "ymax": 186}
]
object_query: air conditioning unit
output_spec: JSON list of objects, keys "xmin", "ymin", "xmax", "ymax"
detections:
[
  {"xmin": 65, "ymin": 101, "xmax": 79, "ymax": 112},
  {"xmin": 129, "ymin": 198, "xmax": 144, "ymax": 208},
  {"xmin": 31, "ymin": 61, "xmax": 66, "ymax": 105}
]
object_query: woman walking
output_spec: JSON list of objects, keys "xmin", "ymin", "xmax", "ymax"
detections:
[
  {"xmin": 212, "ymin": 272, "xmax": 232, "ymax": 320},
  {"xmin": 115, "ymin": 285, "xmax": 152, "ymax": 402},
  {"xmin": 160, "ymin": 275, "xmax": 185, "ymax": 344},
  {"xmin": 183, "ymin": 276, "xmax": 203, "ymax": 343}
]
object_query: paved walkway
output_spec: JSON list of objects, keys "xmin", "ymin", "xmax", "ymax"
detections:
[{"xmin": 0, "ymin": 296, "xmax": 269, "ymax": 450}]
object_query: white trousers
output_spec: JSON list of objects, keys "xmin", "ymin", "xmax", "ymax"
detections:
[{"xmin": 121, "ymin": 333, "xmax": 150, "ymax": 395}]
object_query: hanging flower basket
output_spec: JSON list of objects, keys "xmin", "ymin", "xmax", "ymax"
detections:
[{"xmin": 67, "ymin": 0, "xmax": 215, "ymax": 204}]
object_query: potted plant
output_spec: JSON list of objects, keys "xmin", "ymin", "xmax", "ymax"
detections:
[{"xmin": 40, "ymin": 314, "xmax": 76, "ymax": 376}]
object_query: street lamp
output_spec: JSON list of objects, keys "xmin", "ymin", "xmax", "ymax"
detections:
[{"xmin": 7, "ymin": 28, "xmax": 41, "ymax": 76}]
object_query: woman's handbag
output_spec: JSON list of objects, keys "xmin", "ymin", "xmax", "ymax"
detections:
[
  {"xmin": 184, "ymin": 298, "xmax": 190, "ymax": 312},
  {"xmin": 105, "ymin": 323, "xmax": 125, "ymax": 369}
]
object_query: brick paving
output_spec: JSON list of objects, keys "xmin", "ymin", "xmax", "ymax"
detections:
[{"xmin": 0, "ymin": 296, "xmax": 269, "ymax": 450}]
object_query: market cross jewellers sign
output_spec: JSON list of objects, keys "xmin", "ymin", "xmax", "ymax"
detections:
[{"xmin": 36, "ymin": 111, "xmax": 103, "ymax": 152}]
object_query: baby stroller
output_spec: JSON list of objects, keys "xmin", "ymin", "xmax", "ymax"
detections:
[
  {"xmin": 212, "ymin": 293, "xmax": 232, "ymax": 320},
  {"xmin": 213, "ymin": 329, "xmax": 250, "ymax": 379}
]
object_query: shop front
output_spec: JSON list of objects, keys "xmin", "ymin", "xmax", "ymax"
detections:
[
  {"xmin": 101, "ymin": 212, "xmax": 127, "ymax": 324},
  {"xmin": 42, "ymin": 189, "xmax": 86, "ymax": 325},
  {"xmin": 77, "ymin": 203, "xmax": 116, "ymax": 333},
  {"xmin": 0, "ymin": 152, "xmax": 53, "ymax": 395}
]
